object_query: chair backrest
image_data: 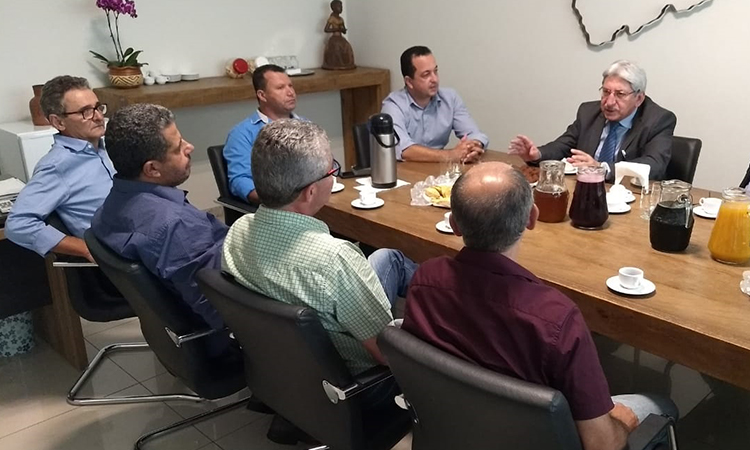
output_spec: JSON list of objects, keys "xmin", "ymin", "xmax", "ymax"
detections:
[
  {"xmin": 740, "ymin": 162, "xmax": 750, "ymax": 189},
  {"xmin": 353, "ymin": 123, "xmax": 370, "ymax": 169},
  {"xmin": 378, "ymin": 327, "xmax": 583, "ymax": 450},
  {"xmin": 665, "ymin": 136, "xmax": 702, "ymax": 184},
  {"xmin": 207, "ymin": 145, "xmax": 232, "ymax": 199},
  {"xmin": 45, "ymin": 212, "xmax": 133, "ymax": 322},
  {"xmin": 84, "ymin": 230, "xmax": 243, "ymax": 399},
  {"xmin": 197, "ymin": 269, "xmax": 369, "ymax": 450}
]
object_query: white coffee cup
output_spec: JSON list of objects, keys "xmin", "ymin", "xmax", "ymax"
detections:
[
  {"xmin": 359, "ymin": 189, "xmax": 377, "ymax": 205},
  {"xmin": 143, "ymin": 76, "xmax": 155, "ymax": 86},
  {"xmin": 607, "ymin": 191, "xmax": 625, "ymax": 206},
  {"xmin": 609, "ymin": 184, "xmax": 631, "ymax": 196},
  {"xmin": 618, "ymin": 267, "xmax": 644, "ymax": 290},
  {"xmin": 155, "ymin": 75, "xmax": 168, "ymax": 85},
  {"xmin": 699, "ymin": 197, "xmax": 722, "ymax": 215},
  {"xmin": 443, "ymin": 212, "xmax": 452, "ymax": 229}
]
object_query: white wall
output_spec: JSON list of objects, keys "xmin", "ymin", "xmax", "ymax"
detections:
[
  {"xmin": 0, "ymin": 0, "xmax": 346, "ymax": 208},
  {"xmin": 348, "ymin": 0, "xmax": 746, "ymax": 191}
]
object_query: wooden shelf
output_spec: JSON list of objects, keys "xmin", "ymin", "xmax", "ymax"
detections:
[{"xmin": 94, "ymin": 66, "xmax": 391, "ymax": 168}]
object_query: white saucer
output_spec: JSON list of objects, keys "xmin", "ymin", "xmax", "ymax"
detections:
[
  {"xmin": 624, "ymin": 193, "xmax": 636, "ymax": 204},
  {"xmin": 351, "ymin": 198, "xmax": 384, "ymax": 209},
  {"xmin": 693, "ymin": 206, "xmax": 717, "ymax": 219},
  {"xmin": 435, "ymin": 221, "xmax": 454, "ymax": 234},
  {"xmin": 331, "ymin": 183, "xmax": 344, "ymax": 193},
  {"xmin": 606, "ymin": 276, "xmax": 656, "ymax": 296},
  {"xmin": 607, "ymin": 203, "xmax": 631, "ymax": 214},
  {"xmin": 565, "ymin": 166, "xmax": 577, "ymax": 175}
]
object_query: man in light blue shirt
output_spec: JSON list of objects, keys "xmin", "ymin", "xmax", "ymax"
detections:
[
  {"xmin": 381, "ymin": 46, "xmax": 489, "ymax": 163},
  {"xmin": 224, "ymin": 64, "xmax": 301, "ymax": 205},
  {"xmin": 6, "ymin": 76, "xmax": 114, "ymax": 261}
]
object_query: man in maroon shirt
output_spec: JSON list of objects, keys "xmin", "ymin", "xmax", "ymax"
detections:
[{"xmin": 402, "ymin": 162, "xmax": 676, "ymax": 450}]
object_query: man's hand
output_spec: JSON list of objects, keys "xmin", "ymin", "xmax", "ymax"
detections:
[
  {"xmin": 52, "ymin": 236, "xmax": 95, "ymax": 262},
  {"xmin": 463, "ymin": 140, "xmax": 485, "ymax": 164},
  {"xmin": 610, "ymin": 402, "xmax": 639, "ymax": 433},
  {"xmin": 448, "ymin": 136, "xmax": 473, "ymax": 162},
  {"xmin": 568, "ymin": 149, "xmax": 598, "ymax": 168},
  {"xmin": 508, "ymin": 135, "xmax": 541, "ymax": 162}
]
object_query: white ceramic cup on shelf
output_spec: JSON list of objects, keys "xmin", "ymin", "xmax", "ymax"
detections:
[
  {"xmin": 143, "ymin": 76, "xmax": 155, "ymax": 86},
  {"xmin": 155, "ymin": 75, "xmax": 168, "ymax": 85},
  {"xmin": 699, "ymin": 197, "xmax": 722, "ymax": 215},
  {"xmin": 618, "ymin": 267, "xmax": 644, "ymax": 290},
  {"xmin": 359, "ymin": 189, "xmax": 377, "ymax": 206}
]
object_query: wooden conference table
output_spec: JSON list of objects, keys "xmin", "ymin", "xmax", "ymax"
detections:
[{"xmin": 316, "ymin": 152, "xmax": 750, "ymax": 391}]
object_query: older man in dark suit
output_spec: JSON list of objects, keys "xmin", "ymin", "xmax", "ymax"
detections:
[{"xmin": 509, "ymin": 60, "xmax": 676, "ymax": 181}]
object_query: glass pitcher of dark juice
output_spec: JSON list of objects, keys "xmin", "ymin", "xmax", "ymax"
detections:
[
  {"xmin": 569, "ymin": 165, "xmax": 608, "ymax": 229},
  {"xmin": 534, "ymin": 161, "xmax": 569, "ymax": 223},
  {"xmin": 649, "ymin": 180, "xmax": 694, "ymax": 252}
]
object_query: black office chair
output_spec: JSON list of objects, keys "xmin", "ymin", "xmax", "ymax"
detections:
[
  {"xmin": 44, "ymin": 212, "xmax": 159, "ymax": 406},
  {"xmin": 740, "ymin": 162, "xmax": 750, "ymax": 189},
  {"xmin": 83, "ymin": 230, "xmax": 249, "ymax": 449},
  {"xmin": 353, "ymin": 123, "xmax": 371, "ymax": 171},
  {"xmin": 665, "ymin": 136, "xmax": 702, "ymax": 184},
  {"xmin": 197, "ymin": 269, "xmax": 411, "ymax": 450},
  {"xmin": 378, "ymin": 327, "xmax": 678, "ymax": 450},
  {"xmin": 207, "ymin": 145, "xmax": 257, "ymax": 226}
]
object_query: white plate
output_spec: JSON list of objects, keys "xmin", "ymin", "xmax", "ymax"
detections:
[
  {"xmin": 607, "ymin": 203, "xmax": 631, "ymax": 214},
  {"xmin": 331, "ymin": 183, "xmax": 344, "ymax": 193},
  {"xmin": 351, "ymin": 198, "xmax": 384, "ymax": 209},
  {"xmin": 606, "ymin": 276, "xmax": 656, "ymax": 296},
  {"xmin": 565, "ymin": 166, "xmax": 577, "ymax": 175},
  {"xmin": 287, "ymin": 69, "xmax": 315, "ymax": 77},
  {"xmin": 624, "ymin": 193, "xmax": 636, "ymax": 204},
  {"xmin": 693, "ymin": 206, "xmax": 717, "ymax": 219},
  {"xmin": 435, "ymin": 221, "xmax": 454, "ymax": 234}
]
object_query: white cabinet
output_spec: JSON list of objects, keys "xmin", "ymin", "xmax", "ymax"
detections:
[{"xmin": 0, "ymin": 122, "xmax": 57, "ymax": 182}]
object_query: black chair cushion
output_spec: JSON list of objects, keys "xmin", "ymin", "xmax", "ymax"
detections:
[{"xmin": 207, "ymin": 145, "xmax": 257, "ymax": 216}]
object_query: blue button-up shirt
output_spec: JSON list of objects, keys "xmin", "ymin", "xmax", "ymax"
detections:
[
  {"xmin": 381, "ymin": 87, "xmax": 489, "ymax": 160},
  {"xmin": 91, "ymin": 177, "xmax": 228, "ymax": 330},
  {"xmin": 224, "ymin": 109, "xmax": 301, "ymax": 200},
  {"xmin": 5, "ymin": 135, "xmax": 115, "ymax": 256}
]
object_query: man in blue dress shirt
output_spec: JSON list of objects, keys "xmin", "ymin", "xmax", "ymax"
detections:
[
  {"xmin": 381, "ymin": 46, "xmax": 489, "ymax": 163},
  {"xmin": 224, "ymin": 64, "xmax": 301, "ymax": 205},
  {"xmin": 91, "ymin": 104, "xmax": 227, "ymax": 337},
  {"xmin": 6, "ymin": 76, "xmax": 114, "ymax": 261}
]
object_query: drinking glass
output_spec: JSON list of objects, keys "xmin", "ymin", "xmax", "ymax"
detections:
[{"xmin": 640, "ymin": 182, "xmax": 661, "ymax": 220}]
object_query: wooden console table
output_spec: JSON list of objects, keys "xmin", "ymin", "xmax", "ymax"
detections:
[{"xmin": 94, "ymin": 67, "xmax": 391, "ymax": 169}]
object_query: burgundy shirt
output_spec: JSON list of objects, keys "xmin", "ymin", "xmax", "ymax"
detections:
[{"xmin": 402, "ymin": 248, "xmax": 614, "ymax": 421}]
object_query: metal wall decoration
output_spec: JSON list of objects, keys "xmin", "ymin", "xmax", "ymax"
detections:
[{"xmin": 572, "ymin": 0, "xmax": 713, "ymax": 48}]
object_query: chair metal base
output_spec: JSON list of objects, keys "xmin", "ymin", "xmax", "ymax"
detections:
[
  {"xmin": 67, "ymin": 342, "xmax": 205, "ymax": 406},
  {"xmin": 135, "ymin": 397, "xmax": 250, "ymax": 449}
]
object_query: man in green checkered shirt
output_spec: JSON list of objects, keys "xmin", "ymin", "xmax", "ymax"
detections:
[{"xmin": 222, "ymin": 119, "xmax": 416, "ymax": 378}]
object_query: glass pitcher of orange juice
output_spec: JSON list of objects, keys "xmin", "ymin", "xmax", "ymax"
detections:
[{"xmin": 708, "ymin": 188, "xmax": 750, "ymax": 264}]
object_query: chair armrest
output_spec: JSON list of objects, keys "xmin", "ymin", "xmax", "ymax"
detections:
[
  {"xmin": 164, "ymin": 326, "xmax": 228, "ymax": 347},
  {"xmin": 626, "ymin": 414, "xmax": 675, "ymax": 450},
  {"xmin": 52, "ymin": 261, "xmax": 98, "ymax": 268},
  {"xmin": 215, "ymin": 196, "xmax": 257, "ymax": 215},
  {"xmin": 322, "ymin": 365, "xmax": 393, "ymax": 404}
]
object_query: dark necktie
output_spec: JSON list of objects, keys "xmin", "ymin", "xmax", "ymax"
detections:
[{"xmin": 598, "ymin": 122, "xmax": 622, "ymax": 165}]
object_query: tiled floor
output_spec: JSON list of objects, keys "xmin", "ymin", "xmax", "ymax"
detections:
[{"xmin": 0, "ymin": 319, "xmax": 747, "ymax": 449}]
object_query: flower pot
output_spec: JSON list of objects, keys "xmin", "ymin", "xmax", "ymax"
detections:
[
  {"xmin": 29, "ymin": 84, "xmax": 48, "ymax": 126},
  {"xmin": 108, "ymin": 66, "xmax": 143, "ymax": 89}
]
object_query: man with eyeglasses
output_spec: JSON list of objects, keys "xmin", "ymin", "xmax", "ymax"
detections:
[
  {"xmin": 6, "ymin": 75, "xmax": 114, "ymax": 261},
  {"xmin": 509, "ymin": 60, "xmax": 676, "ymax": 181},
  {"xmin": 223, "ymin": 119, "xmax": 416, "ymax": 442}
]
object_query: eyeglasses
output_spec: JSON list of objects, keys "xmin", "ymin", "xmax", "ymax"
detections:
[
  {"xmin": 293, "ymin": 159, "xmax": 341, "ymax": 192},
  {"xmin": 60, "ymin": 103, "xmax": 107, "ymax": 120},
  {"xmin": 599, "ymin": 87, "xmax": 636, "ymax": 100}
]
